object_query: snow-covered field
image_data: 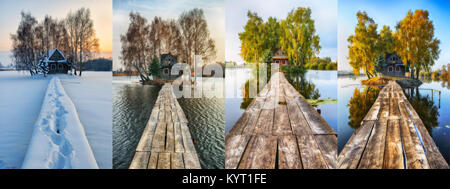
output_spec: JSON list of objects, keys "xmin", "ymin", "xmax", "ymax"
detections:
[{"xmin": 0, "ymin": 71, "xmax": 112, "ymax": 169}]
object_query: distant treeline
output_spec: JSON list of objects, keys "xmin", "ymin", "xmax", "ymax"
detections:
[
  {"xmin": 304, "ymin": 57, "xmax": 337, "ymax": 70},
  {"xmin": 77, "ymin": 58, "xmax": 112, "ymax": 71}
]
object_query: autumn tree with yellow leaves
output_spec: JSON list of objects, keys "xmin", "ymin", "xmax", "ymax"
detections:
[{"xmin": 395, "ymin": 9, "xmax": 440, "ymax": 79}]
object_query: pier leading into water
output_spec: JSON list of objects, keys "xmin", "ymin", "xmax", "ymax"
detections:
[
  {"xmin": 338, "ymin": 81, "xmax": 449, "ymax": 169},
  {"xmin": 226, "ymin": 72, "xmax": 337, "ymax": 169},
  {"xmin": 130, "ymin": 83, "xmax": 201, "ymax": 169}
]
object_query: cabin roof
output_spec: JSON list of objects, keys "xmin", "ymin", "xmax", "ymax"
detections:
[
  {"xmin": 273, "ymin": 49, "xmax": 287, "ymax": 59},
  {"xmin": 49, "ymin": 48, "xmax": 65, "ymax": 59},
  {"xmin": 45, "ymin": 48, "xmax": 67, "ymax": 64}
]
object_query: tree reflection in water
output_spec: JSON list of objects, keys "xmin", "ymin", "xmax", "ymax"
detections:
[
  {"xmin": 347, "ymin": 87, "xmax": 380, "ymax": 129},
  {"xmin": 240, "ymin": 70, "xmax": 321, "ymax": 109},
  {"xmin": 404, "ymin": 87, "xmax": 439, "ymax": 135}
]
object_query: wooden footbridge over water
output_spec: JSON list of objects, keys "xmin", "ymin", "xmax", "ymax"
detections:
[
  {"xmin": 130, "ymin": 84, "xmax": 201, "ymax": 169},
  {"xmin": 226, "ymin": 72, "xmax": 337, "ymax": 169},
  {"xmin": 338, "ymin": 81, "xmax": 449, "ymax": 169}
]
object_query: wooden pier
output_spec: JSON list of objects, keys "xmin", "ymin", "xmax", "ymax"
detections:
[
  {"xmin": 226, "ymin": 72, "xmax": 337, "ymax": 169},
  {"xmin": 129, "ymin": 83, "xmax": 201, "ymax": 169},
  {"xmin": 338, "ymin": 81, "xmax": 449, "ymax": 169}
]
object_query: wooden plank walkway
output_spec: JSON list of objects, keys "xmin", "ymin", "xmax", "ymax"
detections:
[
  {"xmin": 226, "ymin": 72, "xmax": 337, "ymax": 169},
  {"xmin": 129, "ymin": 83, "xmax": 201, "ymax": 169},
  {"xmin": 338, "ymin": 81, "xmax": 449, "ymax": 169}
]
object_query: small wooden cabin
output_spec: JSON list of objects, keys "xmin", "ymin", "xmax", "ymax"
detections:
[
  {"xmin": 273, "ymin": 49, "xmax": 289, "ymax": 66},
  {"xmin": 160, "ymin": 53, "xmax": 177, "ymax": 78},
  {"xmin": 46, "ymin": 49, "xmax": 70, "ymax": 74},
  {"xmin": 383, "ymin": 52, "xmax": 405, "ymax": 77}
]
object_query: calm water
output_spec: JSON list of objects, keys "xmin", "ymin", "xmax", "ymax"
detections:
[
  {"xmin": 225, "ymin": 68, "xmax": 338, "ymax": 134},
  {"xmin": 112, "ymin": 76, "xmax": 225, "ymax": 169},
  {"xmin": 112, "ymin": 77, "xmax": 160, "ymax": 169},
  {"xmin": 338, "ymin": 76, "xmax": 450, "ymax": 163}
]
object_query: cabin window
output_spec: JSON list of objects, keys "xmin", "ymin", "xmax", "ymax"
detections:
[
  {"xmin": 396, "ymin": 66, "xmax": 400, "ymax": 72},
  {"xmin": 388, "ymin": 66, "xmax": 393, "ymax": 72},
  {"xmin": 58, "ymin": 64, "xmax": 63, "ymax": 70},
  {"xmin": 51, "ymin": 64, "xmax": 56, "ymax": 70},
  {"xmin": 164, "ymin": 68, "xmax": 169, "ymax": 75},
  {"xmin": 275, "ymin": 60, "xmax": 279, "ymax": 63}
]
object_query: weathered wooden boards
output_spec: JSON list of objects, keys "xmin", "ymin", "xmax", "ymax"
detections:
[
  {"xmin": 130, "ymin": 84, "xmax": 201, "ymax": 169},
  {"xmin": 338, "ymin": 81, "xmax": 449, "ymax": 169},
  {"xmin": 226, "ymin": 72, "xmax": 337, "ymax": 169}
]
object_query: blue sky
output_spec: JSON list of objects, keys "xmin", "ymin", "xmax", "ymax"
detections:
[
  {"xmin": 113, "ymin": 0, "xmax": 225, "ymax": 70},
  {"xmin": 338, "ymin": 0, "xmax": 450, "ymax": 71},
  {"xmin": 226, "ymin": 0, "xmax": 337, "ymax": 64}
]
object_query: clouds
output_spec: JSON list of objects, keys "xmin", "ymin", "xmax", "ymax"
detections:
[{"xmin": 226, "ymin": 0, "xmax": 337, "ymax": 63}]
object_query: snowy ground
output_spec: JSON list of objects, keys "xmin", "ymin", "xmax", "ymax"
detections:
[
  {"xmin": 0, "ymin": 71, "xmax": 50, "ymax": 168},
  {"xmin": 22, "ymin": 77, "xmax": 98, "ymax": 169},
  {"xmin": 0, "ymin": 71, "xmax": 112, "ymax": 169},
  {"xmin": 60, "ymin": 72, "xmax": 112, "ymax": 169}
]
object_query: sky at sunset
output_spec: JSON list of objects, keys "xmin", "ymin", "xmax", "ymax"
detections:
[{"xmin": 0, "ymin": 0, "xmax": 113, "ymax": 53}]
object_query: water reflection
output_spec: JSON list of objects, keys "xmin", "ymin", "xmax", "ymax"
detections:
[
  {"xmin": 347, "ymin": 87, "xmax": 380, "ymax": 129},
  {"xmin": 404, "ymin": 87, "xmax": 439, "ymax": 135}
]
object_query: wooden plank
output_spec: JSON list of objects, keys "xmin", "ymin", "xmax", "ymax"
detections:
[
  {"xmin": 165, "ymin": 121, "xmax": 175, "ymax": 152},
  {"xmin": 403, "ymin": 100, "xmax": 449, "ymax": 169},
  {"xmin": 174, "ymin": 122, "xmax": 185, "ymax": 153},
  {"xmin": 241, "ymin": 97, "xmax": 267, "ymax": 135},
  {"xmin": 238, "ymin": 135, "xmax": 277, "ymax": 169},
  {"xmin": 136, "ymin": 105, "xmax": 159, "ymax": 152},
  {"xmin": 285, "ymin": 95, "xmax": 313, "ymax": 136},
  {"xmin": 389, "ymin": 92, "xmax": 400, "ymax": 119},
  {"xmin": 183, "ymin": 152, "xmax": 201, "ymax": 169},
  {"xmin": 338, "ymin": 120, "xmax": 375, "ymax": 169},
  {"xmin": 358, "ymin": 120, "xmax": 387, "ymax": 169},
  {"xmin": 151, "ymin": 121, "xmax": 167, "ymax": 152},
  {"xmin": 225, "ymin": 135, "xmax": 251, "ymax": 169},
  {"xmin": 129, "ymin": 152, "xmax": 150, "ymax": 169},
  {"xmin": 363, "ymin": 97, "xmax": 381, "ymax": 121},
  {"xmin": 297, "ymin": 135, "xmax": 328, "ymax": 169},
  {"xmin": 296, "ymin": 96, "xmax": 336, "ymax": 135},
  {"xmin": 131, "ymin": 83, "xmax": 201, "ymax": 169},
  {"xmin": 171, "ymin": 153, "xmax": 184, "ymax": 169},
  {"xmin": 180, "ymin": 122, "xmax": 197, "ymax": 153},
  {"xmin": 398, "ymin": 102, "xmax": 429, "ymax": 169},
  {"xmin": 377, "ymin": 93, "xmax": 390, "ymax": 120},
  {"xmin": 272, "ymin": 104, "xmax": 292, "ymax": 136},
  {"xmin": 157, "ymin": 152, "xmax": 171, "ymax": 169},
  {"xmin": 254, "ymin": 108, "xmax": 274, "ymax": 135},
  {"xmin": 226, "ymin": 72, "xmax": 337, "ymax": 169},
  {"xmin": 147, "ymin": 152, "xmax": 158, "ymax": 169},
  {"xmin": 278, "ymin": 135, "xmax": 302, "ymax": 169},
  {"xmin": 315, "ymin": 135, "xmax": 337, "ymax": 169},
  {"xmin": 383, "ymin": 119, "xmax": 404, "ymax": 169}
]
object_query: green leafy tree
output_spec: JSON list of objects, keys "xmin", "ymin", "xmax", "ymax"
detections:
[
  {"xmin": 280, "ymin": 7, "xmax": 320, "ymax": 66},
  {"xmin": 239, "ymin": 11, "xmax": 265, "ymax": 65},
  {"xmin": 347, "ymin": 11, "xmax": 378, "ymax": 78},
  {"xmin": 377, "ymin": 25, "xmax": 395, "ymax": 55},
  {"xmin": 149, "ymin": 58, "xmax": 161, "ymax": 79},
  {"xmin": 373, "ymin": 53, "xmax": 385, "ymax": 76},
  {"xmin": 395, "ymin": 10, "xmax": 440, "ymax": 79}
]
